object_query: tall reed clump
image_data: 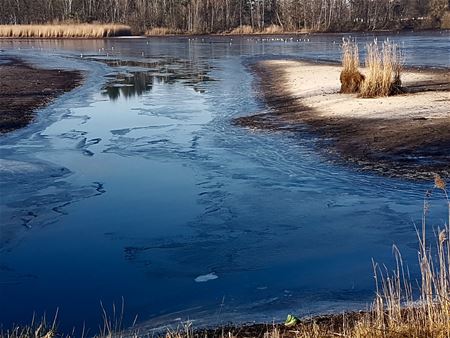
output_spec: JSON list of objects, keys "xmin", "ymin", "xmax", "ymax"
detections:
[
  {"xmin": 0, "ymin": 24, "xmax": 131, "ymax": 38},
  {"xmin": 355, "ymin": 174, "xmax": 450, "ymax": 337},
  {"xmin": 340, "ymin": 39, "xmax": 365, "ymax": 93},
  {"xmin": 145, "ymin": 27, "xmax": 183, "ymax": 36},
  {"xmin": 359, "ymin": 40, "xmax": 403, "ymax": 98},
  {"xmin": 229, "ymin": 25, "xmax": 255, "ymax": 35}
]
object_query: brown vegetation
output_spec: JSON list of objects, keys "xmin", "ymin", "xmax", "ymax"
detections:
[
  {"xmin": 229, "ymin": 24, "xmax": 286, "ymax": 35},
  {"xmin": 359, "ymin": 41, "xmax": 404, "ymax": 98},
  {"xmin": 145, "ymin": 27, "xmax": 183, "ymax": 36},
  {"xmin": 340, "ymin": 40, "xmax": 403, "ymax": 98},
  {"xmin": 340, "ymin": 39, "xmax": 365, "ymax": 94},
  {"xmin": 0, "ymin": 24, "xmax": 131, "ymax": 38}
]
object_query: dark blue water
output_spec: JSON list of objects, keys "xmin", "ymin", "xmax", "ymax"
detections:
[{"xmin": 0, "ymin": 31, "xmax": 449, "ymax": 333}]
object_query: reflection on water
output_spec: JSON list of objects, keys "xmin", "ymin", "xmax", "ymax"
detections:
[{"xmin": 97, "ymin": 58, "xmax": 215, "ymax": 100}]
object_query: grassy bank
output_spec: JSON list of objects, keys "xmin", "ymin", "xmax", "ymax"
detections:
[{"xmin": 0, "ymin": 24, "xmax": 131, "ymax": 38}]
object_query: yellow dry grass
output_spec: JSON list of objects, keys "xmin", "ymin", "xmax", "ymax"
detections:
[
  {"xmin": 0, "ymin": 24, "xmax": 131, "ymax": 38},
  {"xmin": 263, "ymin": 25, "xmax": 284, "ymax": 34},
  {"xmin": 359, "ymin": 40, "xmax": 403, "ymax": 98},
  {"xmin": 229, "ymin": 25, "xmax": 285, "ymax": 35},
  {"xmin": 340, "ymin": 39, "xmax": 365, "ymax": 93},
  {"xmin": 145, "ymin": 27, "xmax": 183, "ymax": 36},
  {"xmin": 342, "ymin": 39, "xmax": 360, "ymax": 74},
  {"xmin": 229, "ymin": 25, "xmax": 255, "ymax": 35}
]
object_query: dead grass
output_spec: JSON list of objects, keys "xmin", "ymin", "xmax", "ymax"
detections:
[
  {"xmin": 340, "ymin": 39, "xmax": 404, "ymax": 97},
  {"xmin": 263, "ymin": 25, "xmax": 284, "ymax": 34},
  {"xmin": 0, "ymin": 24, "xmax": 131, "ymax": 38},
  {"xmin": 340, "ymin": 39, "xmax": 365, "ymax": 93},
  {"xmin": 359, "ymin": 40, "xmax": 403, "ymax": 98},
  {"xmin": 145, "ymin": 27, "xmax": 183, "ymax": 36},
  {"xmin": 229, "ymin": 25, "xmax": 255, "ymax": 35},
  {"xmin": 228, "ymin": 25, "xmax": 285, "ymax": 35}
]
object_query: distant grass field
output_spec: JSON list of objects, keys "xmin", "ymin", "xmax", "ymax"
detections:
[{"xmin": 0, "ymin": 24, "xmax": 131, "ymax": 38}]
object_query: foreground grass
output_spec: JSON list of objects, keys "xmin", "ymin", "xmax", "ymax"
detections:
[
  {"xmin": 0, "ymin": 24, "xmax": 131, "ymax": 38},
  {"xmin": 2, "ymin": 176, "xmax": 449, "ymax": 337}
]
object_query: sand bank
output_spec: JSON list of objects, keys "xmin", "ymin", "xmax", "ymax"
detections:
[
  {"xmin": 237, "ymin": 60, "xmax": 450, "ymax": 180},
  {"xmin": 0, "ymin": 56, "xmax": 82, "ymax": 133}
]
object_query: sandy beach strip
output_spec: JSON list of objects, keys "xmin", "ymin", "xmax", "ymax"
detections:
[
  {"xmin": 0, "ymin": 56, "xmax": 83, "ymax": 133},
  {"xmin": 237, "ymin": 60, "xmax": 450, "ymax": 180}
]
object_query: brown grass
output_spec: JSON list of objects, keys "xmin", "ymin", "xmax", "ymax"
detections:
[
  {"xmin": 0, "ymin": 24, "xmax": 131, "ymax": 38},
  {"xmin": 359, "ymin": 40, "xmax": 403, "ymax": 98},
  {"xmin": 145, "ymin": 27, "xmax": 183, "ymax": 36},
  {"xmin": 340, "ymin": 39, "xmax": 365, "ymax": 93},
  {"xmin": 229, "ymin": 25, "xmax": 255, "ymax": 35},
  {"xmin": 228, "ymin": 25, "xmax": 285, "ymax": 35},
  {"xmin": 263, "ymin": 25, "xmax": 284, "ymax": 34}
]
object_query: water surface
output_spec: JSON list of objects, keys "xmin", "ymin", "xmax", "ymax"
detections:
[{"xmin": 0, "ymin": 31, "xmax": 449, "ymax": 332}]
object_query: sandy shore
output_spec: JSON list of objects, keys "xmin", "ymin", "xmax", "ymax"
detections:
[
  {"xmin": 237, "ymin": 60, "xmax": 450, "ymax": 180},
  {"xmin": 0, "ymin": 56, "xmax": 82, "ymax": 133}
]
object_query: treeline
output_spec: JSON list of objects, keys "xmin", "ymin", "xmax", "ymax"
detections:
[{"xmin": 1, "ymin": 0, "xmax": 449, "ymax": 33}]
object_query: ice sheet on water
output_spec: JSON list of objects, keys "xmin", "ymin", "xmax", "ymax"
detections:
[{"xmin": 194, "ymin": 273, "xmax": 218, "ymax": 283}]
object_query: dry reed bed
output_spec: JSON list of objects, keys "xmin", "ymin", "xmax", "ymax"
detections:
[
  {"xmin": 0, "ymin": 24, "xmax": 131, "ymax": 38},
  {"xmin": 340, "ymin": 39, "xmax": 403, "ymax": 97}
]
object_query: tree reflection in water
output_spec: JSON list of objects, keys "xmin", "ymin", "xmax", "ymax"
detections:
[{"xmin": 99, "ymin": 58, "xmax": 215, "ymax": 100}]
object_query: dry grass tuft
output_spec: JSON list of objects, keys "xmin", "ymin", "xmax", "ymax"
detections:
[
  {"xmin": 0, "ymin": 24, "xmax": 131, "ymax": 38},
  {"xmin": 359, "ymin": 40, "xmax": 403, "ymax": 98},
  {"xmin": 145, "ymin": 27, "xmax": 183, "ymax": 36},
  {"xmin": 263, "ymin": 25, "xmax": 284, "ymax": 34},
  {"xmin": 340, "ymin": 39, "xmax": 365, "ymax": 93},
  {"xmin": 229, "ymin": 25, "xmax": 255, "ymax": 35}
]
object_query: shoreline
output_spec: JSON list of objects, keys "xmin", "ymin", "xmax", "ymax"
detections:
[
  {"xmin": 0, "ymin": 56, "xmax": 83, "ymax": 133},
  {"xmin": 0, "ymin": 28, "xmax": 447, "ymax": 39},
  {"xmin": 236, "ymin": 60, "xmax": 450, "ymax": 180}
]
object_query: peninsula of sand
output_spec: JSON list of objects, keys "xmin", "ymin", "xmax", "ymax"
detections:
[{"xmin": 237, "ymin": 60, "xmax": 450, "ymax": 180}]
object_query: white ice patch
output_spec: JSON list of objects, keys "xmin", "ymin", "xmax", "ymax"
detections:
[
  {"xmin": 194, "ymin": 273, "xmax": 218, "ymax": 283},
  {"xmin": 0, "ymin": 159, "xmax": 44, "ymax": 174}
]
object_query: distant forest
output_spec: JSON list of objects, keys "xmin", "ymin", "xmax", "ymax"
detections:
[{"xmin": 1, "ymin": 0, "xmax": 449, "ymax": 33}]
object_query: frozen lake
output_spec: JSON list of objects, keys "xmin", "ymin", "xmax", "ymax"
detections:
[{"xmin": 0, "ymin": 31, "xmax": 449, "ymax": 332}]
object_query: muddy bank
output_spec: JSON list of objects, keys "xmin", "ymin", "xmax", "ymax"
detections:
[
  {"xmin": 0, "ymin": 56, "xmax": 82, "ymax": 133},
  {"xmin": 236, "ymin": 60, "xmax": 450, "ymax": 180}
]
